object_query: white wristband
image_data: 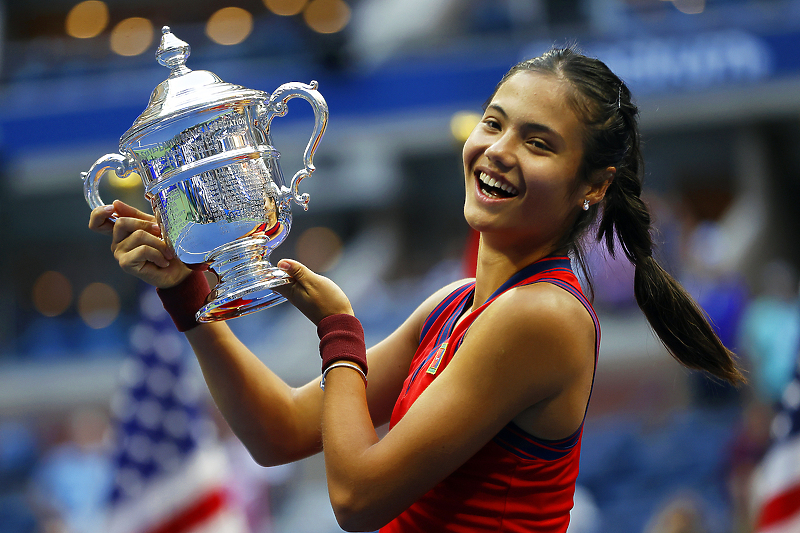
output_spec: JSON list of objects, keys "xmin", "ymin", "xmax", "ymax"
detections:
[{"xmin": 320, "ymin": 361, "xmax": 367, "ymax": 390}]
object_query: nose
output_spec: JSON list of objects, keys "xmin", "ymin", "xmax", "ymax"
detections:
[{"xmin": 484, "ymin": 132, "xmax": 515, "ymax": 169}]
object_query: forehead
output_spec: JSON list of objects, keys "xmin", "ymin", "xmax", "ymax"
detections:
[{"xmin": 490, "ymin": 71, "xmax": 585, "ymax": 142}]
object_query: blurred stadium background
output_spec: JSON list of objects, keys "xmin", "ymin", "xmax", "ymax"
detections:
[{"xmin": 1, "ymin": 0, "xmax": 800, "ymax": 532}]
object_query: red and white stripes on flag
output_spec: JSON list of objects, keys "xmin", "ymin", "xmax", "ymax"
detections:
[
  {"xmin": 752, "ymin": 364, "xmax": 800, "ymax": 533},
  {"xmin": 103, "ymin": 289, "xmax": 249, "ymax": 533}
]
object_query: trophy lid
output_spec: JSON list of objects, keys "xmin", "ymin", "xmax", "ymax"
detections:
[{"xmin": 121, "ymin": 26, "xmax": 264, "ymax": 143}]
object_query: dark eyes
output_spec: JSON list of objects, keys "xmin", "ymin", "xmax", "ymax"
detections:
[
  {"xmin": 529, "ymin": 139, "xmax": 550, "ymax": 151},
  {"xmin": 481, "ymin": 118, "xmax": 552, "ymax": 152}
]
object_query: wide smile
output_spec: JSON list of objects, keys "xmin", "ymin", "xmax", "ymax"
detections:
[{"xmin": 475, "ymin": 171, "xmax": 519, "ymax": 199}]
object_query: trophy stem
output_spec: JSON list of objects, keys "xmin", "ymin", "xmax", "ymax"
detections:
[{"xmin": 196, "ymin": 237, "xmax": 292, "ymax": 322}]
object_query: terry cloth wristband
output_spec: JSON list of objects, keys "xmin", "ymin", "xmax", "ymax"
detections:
[
  {"xmin": 156, "ymin": 270, "xmax": 211, "ymax": 332},
  {"xmin": 317, "ymin": 314, "xmax": 368, "ymax": 378}
]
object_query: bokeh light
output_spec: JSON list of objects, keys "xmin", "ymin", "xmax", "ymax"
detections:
[
  {"xmin": 450, "ymin": 111, "xmax": 481, "ymax": 144},
  {"xmin": 65, "ymin": 1, "xmax": 109, "ymax": 39},
  {"xmin": 264, "ymin": 0, "xmax": 309, "ymax": 16},
  {"xmin": 110, "ymin": 17, "xmax": 154, "ymax": 56},
  {"xmin": 295, "ymin": 227, "xmax": 343, "ymax": 272},
  {"xmin": 78, "ymin": 282, "xmax": 121, "ymax": 329},
  {"xmin": 206, "ymin": 7, "xmax": 253, "ymax": 46},
  {"xmin": 303, "ymin": 0, "xmax": 351, "ymax": 34},
  {"xmin": 32, "ymin": 271, "xmax": 73, "ymax": 317},
  {"xmin": 107, "ymin": 169, "xmax": 142, "ymax": 190},
  {"xmin": 671, "ymin": 0, "xmax": 705, "ymax": 14}
]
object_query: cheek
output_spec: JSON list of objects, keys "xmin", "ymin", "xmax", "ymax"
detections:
[
  {"xmin": 521, "ymin": 169, "xmax": 580, "ymax": 209},
  {"xmin": 462, "ymin": 133, "xmax": 482, "ymax": 171},
  {"xmin": 461, "ymin": 145, "xmax": 472, "ymax": 174}
]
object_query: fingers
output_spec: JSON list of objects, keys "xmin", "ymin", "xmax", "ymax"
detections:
[
  {"xmin": 275, "ymin": 258, "xmax": 328, "ymax": 295},
  {"xmin": 274, "ymin": 259, "xmax": 354, "ymax": 325},
  {"xmin": 113, "ymin": 199, "xmax": 155, "ymax": 223},
  {"xmin": 111, "ymin": 212, "xmax": 174, "ymax": 276},
  {"xmin": 117, "ymin": 240, "xmax": 172, "ymax": 271},
  {"xmin": 88, "ymin": 205, "xmax": 116, "ymax": 236},
  {"xmin": 88, "ymin": 200, "xmax": 156, "ymax": 237},
  {"xmin": 88, "ymin": 199, "xmax": 190, "ymax": 288},
  {"xmin": 277, "ymin": 258, "xmax": 309, "ymax": 282},
  {"xmin": 112, "ymin": 222, "xmax": 172, "ymax": 263},
  {"xmin": 111, "ymin": 215, "xmax": 165, "ymax": 249},
  {"xmin": 111, "ymin": 221, "xmax": 191, "ymax": 287}
]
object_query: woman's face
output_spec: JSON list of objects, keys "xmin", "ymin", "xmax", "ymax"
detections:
[{"xmin": 462, "ymin": 71, "xmax": 591, "ymax": 250}]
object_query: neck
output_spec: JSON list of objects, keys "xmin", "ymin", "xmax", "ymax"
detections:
[{"xmin": 472, "ymin": 232, "xmax": 564, "ymax": 308}]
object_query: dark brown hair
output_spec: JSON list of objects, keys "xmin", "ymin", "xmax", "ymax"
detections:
[{"xmin": 494, "ymin": 47, "xmax": 745, "ymax": 385}]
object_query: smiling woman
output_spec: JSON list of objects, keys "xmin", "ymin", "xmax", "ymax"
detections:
[
  {"xmin": 88, "ymin": 46, "xmax": 744, "ymax": 533},
  {"xmin": 463, "ymin": 71, "xmax": 595, "ymax": 251}
]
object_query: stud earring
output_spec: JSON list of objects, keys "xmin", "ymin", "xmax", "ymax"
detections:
[{"xmin": 582, "ymin": 199, "xmax": 590, "ymax": 211}]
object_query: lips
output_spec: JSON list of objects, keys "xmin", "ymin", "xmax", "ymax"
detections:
[{"xmin": 476, "ymin": 171, "xmax": 519, "ymax": 199}]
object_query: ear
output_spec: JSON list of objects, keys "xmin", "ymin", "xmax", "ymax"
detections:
[{"xmin": 583, "ymin": 167, "xmax": 615, "ymax": 208}]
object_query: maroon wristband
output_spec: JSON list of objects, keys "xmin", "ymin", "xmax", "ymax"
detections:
[
  {"xmin": 317, "ymin": 314, "xmax": 368, "ymax": 375},
  {"xmin": 156, "ymin": 270, "xmax": 211, "ymax": 332}
]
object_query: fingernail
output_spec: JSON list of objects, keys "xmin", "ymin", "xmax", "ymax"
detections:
[
  {"xmin": 103, "ymin": 205, "xmax": 114, "ymax": 212},
  {"xmin": 277, "ymin": 260, "xmax": 290, "ymax": 269}
]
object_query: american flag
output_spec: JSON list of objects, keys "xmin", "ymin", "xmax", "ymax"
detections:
[
  {"xmin": 103, "ymin": 288, "xmax": 249, "ymax": 533},
  {"xmin": 752, "ymin": 354, "xmax": 800, "ymax": 533}
]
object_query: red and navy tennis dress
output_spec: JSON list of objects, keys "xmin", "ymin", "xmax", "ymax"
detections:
[{"xmin": 380, "ymin": 256, "xmax": 600, "ymax": 533}]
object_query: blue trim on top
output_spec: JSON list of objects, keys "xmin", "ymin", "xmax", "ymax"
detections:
[
  {"xmin": 406, "ymin": 287, "xmax": 472, "ymax": 394},
  {"xmin": 484, "ymin": 257, "xmax": 571, "ymax": 304},
  {"xmin": 494, "ymin": 422, "xmax": 582, "ymax": 461},
  {"xmin": 419, "ymin": 283, "xmax": 474, "ymax": 343},
  {"xmin": 451, "ymin": 257, "xmax": 572, "ymax": 353}
]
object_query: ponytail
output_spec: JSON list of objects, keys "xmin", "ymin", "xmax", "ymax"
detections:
[
  {"xmin": 595, "ymin": 79, "xmax": 746, "ymax": 385},
  {"xmin": 633, "ymin": 256, "xmax": 745, "ymax": 384}
]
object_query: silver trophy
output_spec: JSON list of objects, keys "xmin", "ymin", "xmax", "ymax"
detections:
[{"xmin": 82, "ymin": 26, "xmax": 328, "ymax": 322}]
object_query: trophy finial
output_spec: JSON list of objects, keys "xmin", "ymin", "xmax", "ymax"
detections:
[{"xmin": 156, "ymin": 26, "xmax": 191, "ymax": 76}]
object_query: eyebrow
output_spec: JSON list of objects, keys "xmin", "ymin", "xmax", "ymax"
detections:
[{"xmin": 486, "ymin": 103, "xmax": 566, "ymax": 147}]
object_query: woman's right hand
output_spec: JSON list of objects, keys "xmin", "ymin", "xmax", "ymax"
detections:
[{"xmin": 88, "ymin": 199, "xmax": 192, "ymax": 289}]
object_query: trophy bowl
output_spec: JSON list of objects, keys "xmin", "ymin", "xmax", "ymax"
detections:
[{"xmin": 82, "ymin": 26, "xmax": 328, "ymax": 322}]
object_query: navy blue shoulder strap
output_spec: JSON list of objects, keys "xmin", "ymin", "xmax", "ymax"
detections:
[
  {"xmin": 419, "ymin": 282, "xmax": 474, "ymax": 343},
  {"xmin": 483, "ymin": 256, "xmax": 571, "ymax": 304}
]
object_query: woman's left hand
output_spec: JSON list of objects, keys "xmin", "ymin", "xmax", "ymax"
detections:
[{"xmin": 274, "ymin": 259, "xmax": 354, "ymax": 325}]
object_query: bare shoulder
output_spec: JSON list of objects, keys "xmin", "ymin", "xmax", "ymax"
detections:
[
  {"xmin": 468, "ymin": 281, "xmax": 596, "ymax": 377},
  {"xmin": 501, "ymin": 281, "xmax": 592, "ymax": 325}
]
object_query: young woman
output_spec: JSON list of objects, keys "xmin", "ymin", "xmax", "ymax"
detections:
[{"xmin": 89, "ymin": 47, "xmax": 745, "ymax": 532}]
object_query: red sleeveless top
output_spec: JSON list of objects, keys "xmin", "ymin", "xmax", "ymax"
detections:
[{"xmin": 380, "ymin": 256, "xmax": 600, "ymax": 533}]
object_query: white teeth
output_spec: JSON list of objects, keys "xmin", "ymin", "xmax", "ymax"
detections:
[{"xmin": 477, "ymin": 172, "xmax": 518, "ymax": 196}]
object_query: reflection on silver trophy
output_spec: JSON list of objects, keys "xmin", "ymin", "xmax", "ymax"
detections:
[{"xmin": 82, "ymin": 26, "xmax": 329, "ymax": 322}]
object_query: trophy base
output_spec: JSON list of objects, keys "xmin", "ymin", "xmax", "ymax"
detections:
[{"xmin": 196, "ymin": 268, "xmax": 292, "ymax": 322}]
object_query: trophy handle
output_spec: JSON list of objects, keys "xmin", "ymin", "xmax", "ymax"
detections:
[
  {"xmin": 81, "ymin": 153, "xmax": 135, "ymax": 221},
  {"xmin": 261, "ymin": 80, "xmax": 329, "ymax": 210}
]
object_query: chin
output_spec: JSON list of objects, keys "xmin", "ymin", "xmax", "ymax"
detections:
[{"xmin": 463, "ymin": 207, "xmax": 499, "ymax": 235}]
